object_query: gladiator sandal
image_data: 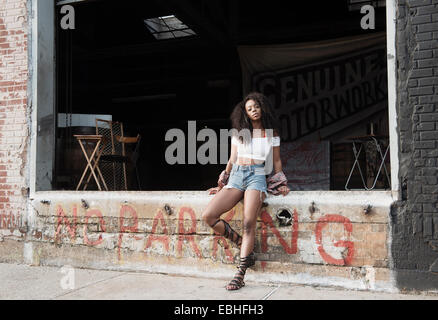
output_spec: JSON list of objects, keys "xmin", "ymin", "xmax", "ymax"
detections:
[
  {"xmin": 225, "ymin": 253, "xmax": 256, "ymax": 291},
  {"xmin": 211, "ymin": 219, "xmax": 242, "ymax": 248}
]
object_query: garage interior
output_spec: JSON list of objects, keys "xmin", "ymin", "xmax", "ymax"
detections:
[{"xmin": 53, "ymin": 0, "xmax": 389, "ymax": 191}]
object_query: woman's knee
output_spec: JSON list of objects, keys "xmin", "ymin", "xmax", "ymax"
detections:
[
  {"xmin": 201, "ymin": 209, "xmax": 216, "ymax": 226},
  {"xmin": 201, "ymin": 210, "xmax": 210, "ymax": 222}
]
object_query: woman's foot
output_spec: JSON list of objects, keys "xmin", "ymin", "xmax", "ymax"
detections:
[
  {"xmin": 226, "ymin": 267, "xmax": 246, "ymax": 290},
  {"xmin": 225, "ymin": 253, "xmax": 255, "ymax": 291}
]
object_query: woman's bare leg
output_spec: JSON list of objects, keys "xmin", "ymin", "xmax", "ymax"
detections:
[
  {"xmin": 226, "ymin": 189, "xmax": 265, "ymax": 291},
  {"xmin": 240, "ymin": 189, "xmax": 265, "ymax": 257},
  {"xmin": 201, "ymin": 187, "xmax": 244, "ymax": 238}
]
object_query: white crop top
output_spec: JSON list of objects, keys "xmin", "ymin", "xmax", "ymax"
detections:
[{"xmin": 231, "ymin": 135, "xmax": 280, "ymax": 161}]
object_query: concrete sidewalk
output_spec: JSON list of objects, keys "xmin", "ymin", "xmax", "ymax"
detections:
[{"xmin": 0, "ymin": 263, "xmax": 437, "ymax": 300}]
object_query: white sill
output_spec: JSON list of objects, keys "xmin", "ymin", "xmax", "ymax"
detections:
[{"xmin": 30, "ymin": 190, "xmax": 398, "ymax": 206}]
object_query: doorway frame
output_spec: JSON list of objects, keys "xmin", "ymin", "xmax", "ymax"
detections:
[{"xmin": 28, "ymin": 0, "xmax": 400, "ymax": 198}]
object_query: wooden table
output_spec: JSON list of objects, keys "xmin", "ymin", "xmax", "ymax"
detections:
[{"xmin": 74, "ymin": 135, "xmax": 108, "ymax": 191}]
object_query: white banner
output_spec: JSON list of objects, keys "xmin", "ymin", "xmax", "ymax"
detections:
[
  {"xmin": 238, "ymin": 32, "xmax": 387, "ymax": 142},
  {"xmin": 238, "ymin": 33, "xmax": 387, "ymax": 190}
]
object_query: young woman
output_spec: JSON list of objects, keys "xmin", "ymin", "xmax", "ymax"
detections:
[{"xmin": 202, "ymin": 91, "xmax": 290, "ymax": 291}]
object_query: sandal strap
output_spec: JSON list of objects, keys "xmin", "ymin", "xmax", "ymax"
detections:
[
  {"xmin": 221, "ymin": 219, "xmax": 242, "ymax": 247},
  {"xmin": 239, "ymin": 252, "xmax": 255, "ymax": 269},
  {"xmin": 228, "ymin": 280, "xmax": 245, "ymax": 287},
  {"xmin": 210, "ymin": 219, "xmax": 222, "ymax": 228},
  {"xmin": 229, "ymin": 278, "xmax": 243, "ymax": 285},
  {"xmin": 226, "ymin": 255, "xmax": 255, "ymax": 291},
  {"xmin": 226, "ymin": 253, "xmax": 256, "ymax": 291},
  {"xmin": 235, "ymin": 267, "xmax": 246, "ymax": 275},
  {"xmin": 227, "ymin": 273, "xmax": 245, "ymax": 290}
]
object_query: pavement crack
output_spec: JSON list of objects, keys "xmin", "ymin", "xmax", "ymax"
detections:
[{"xmin": 261, "ymin": 284, "xmax": 281, "ymax": 300}]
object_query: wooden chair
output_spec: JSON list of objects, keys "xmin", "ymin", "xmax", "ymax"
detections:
[
  {"xmin": 116, "ymin": 134, "xmax": 142, "ymax": 190},
  {"xmin": 95, "ymin": 119, "xmax": 141, "ymax": 190}
]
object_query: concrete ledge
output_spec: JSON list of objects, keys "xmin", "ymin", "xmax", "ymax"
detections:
[{"xmin": 25, "ymin": 190, "xmax": 397, "ymax": 292}]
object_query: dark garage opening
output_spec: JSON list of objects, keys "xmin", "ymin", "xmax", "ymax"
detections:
[{"xmin": 53, "ymin": 0, "xmax": 389, "ymax": 192}]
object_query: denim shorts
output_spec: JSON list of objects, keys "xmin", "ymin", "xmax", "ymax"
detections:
[{"xmin": 224, "ymin": 163, "xmax": 268, "ymax": 199}]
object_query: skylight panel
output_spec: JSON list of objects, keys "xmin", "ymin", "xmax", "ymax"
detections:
[{"xmin": 144, "ymin": 15, "xmax": 196, "ymax": 40}]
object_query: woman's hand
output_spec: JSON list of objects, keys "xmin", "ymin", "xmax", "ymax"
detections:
[
  {"xmin": 218, "ymin": 180, "xmax": 226, "ymax": 188},
  {"xmin": 218, "ymin": 171, "xmax": 230, "ymax": 188},
  {"xmin": 278, "ymin": 185, "xmax": 290, "ymax": 196},
  {"xmin": 208, "ymin": 186, "xmax": 222, "ymax": 195}
]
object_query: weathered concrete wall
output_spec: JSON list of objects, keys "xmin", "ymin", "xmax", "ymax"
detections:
[
  {"xmin": 0, "ymin": 0, "xmax": 29, "ymax": 262},
  {"xmin": 27, "ymin": 191, "xmax": 395, "ymax": 291},
  {"xmin": 392, "ymin": 0, "xmax": 438, "ymax": 290}
]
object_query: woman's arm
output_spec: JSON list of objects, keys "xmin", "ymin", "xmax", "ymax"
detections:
[
  {"xmin": 219, "ymin": 143, "xmax": 237, "ymax": 187},
  {"xmin": 272, "ymin": 131, "xmax": 283, "ymax": 174},
  {"xmin": 208, "ymin": 143, "xmax": 237, "ymax": 194},
  {"xmin": 226, "ymin": 143, "xmax": 238, "ymax": 174},
  {"xmin": 272, "ymin": 146, "xmax": 283, "ymax": 174},
  {"xmin": 272, "ymin": 143, "xmax": 290, "ymax": 196}
]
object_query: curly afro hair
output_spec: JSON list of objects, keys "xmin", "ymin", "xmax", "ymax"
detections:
[{"xmin": 230, "ymin": 92, "xmax": 280, "ymax": 135}]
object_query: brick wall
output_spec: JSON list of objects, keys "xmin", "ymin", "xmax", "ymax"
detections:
[
  {"xmin": 0, "ymin": 0, "xmax": 29, "ymax": 261},
  {"xmin": 392, "ymin": 0, "xmax": 438, "ymax": 290}
]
